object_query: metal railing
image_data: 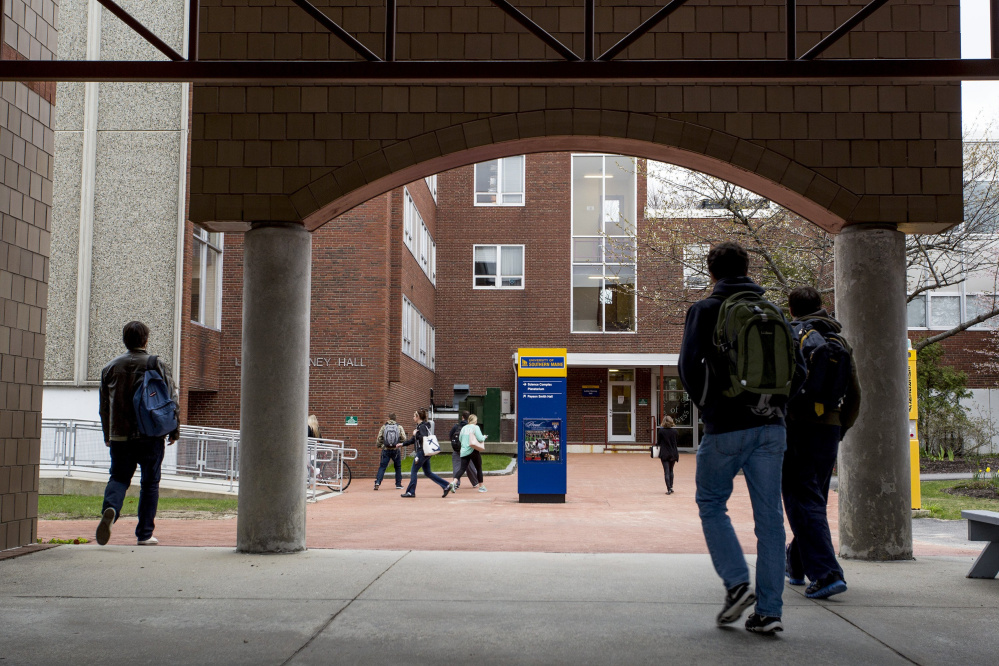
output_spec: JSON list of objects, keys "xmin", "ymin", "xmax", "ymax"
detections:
[{"xmin": 41, "ymin": 419, "xmax": 357, "ymax": 500}]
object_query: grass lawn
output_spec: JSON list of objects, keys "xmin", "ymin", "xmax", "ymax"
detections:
[
  {"xmin": 39, "ymin": 495, "xmax": 239, "ymax": 520},
  {"xmin": 920, "ymin": 480, "xmax": 999, "ymax": 520},
  {"xmin": 390, "ymin": 452, "xmax": 513, "ymax": 474}
]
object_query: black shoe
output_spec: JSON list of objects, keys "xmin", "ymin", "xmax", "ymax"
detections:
[
  {"xmin": 96, "ymin": 507, "xmax": 115, "ymax": 546},
  {"xmin": 442, "ymin": 483, "xmax": 454, "ymax": 498},
  {"xmin": 373, "ymin": 484, "xmax": 379, "ymax": 491},
  {"xmin": 805, "ymin": 572, "xmax": 847, "ymax": 599},
  {"xmin": 401, "ymin": 492, "xmax": 414, "ymax": 498},
  {"xmin": 667, "ymin": 488, "xmax": 674, "ymax": 495},
  {"xmin": 717, "ymin": 582, "xmax": 755, "ymax": 625},
  {"xmin": 745, "ymin": 613, "xmax": 783, "ymax": 635}
]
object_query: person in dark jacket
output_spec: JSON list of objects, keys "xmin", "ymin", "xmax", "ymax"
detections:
[
  {"xmin": 656, "ymin": 416, "xmax": 680, "ymax": 494},
  {"xmin": 401, "ymin": 408, "xmax": 453, "ymax": 498},
  {"xmin": 782, "ymin": 286, "xmax": 861, "ymax": 600},
  {"xmin": 678, "ymin": 242, "xmax": 806, "ymax": 636},
  {"xmin": 96, "ymin": 321, "xmax": 179, "ymax": 547}
]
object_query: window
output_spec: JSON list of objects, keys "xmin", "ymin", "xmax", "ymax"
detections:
[
  {"xmin": 474, "ymin": 156, "xmax": 525, "ymax": 205},
  {"xmin": 403, "ymin": 188, "xmax": 436, "ymax": 284},
  {"xmin": 907, "ymin": 291, "xmax": 998, "ymax": 330},
  {"xmin": 425, "ymin": 174, "xmax": 437, "ymax": 202},
  {"xmin": 191, "ymin": 227, "xmax": 223, "ymax": 329},
  {"xmin": 571, "ymin": 154, "xmax": 637, "ymax": 333},
  {"xmin": 473, "ymin": 245, "xmax": 524, "ymax": 288},
  {"xmin": 683, "ymin": 244, "xmax": 710, "ymax": 290},
  {"xmin": 402, "ymin": 297, "xmax": 435, "ymax": 370}
]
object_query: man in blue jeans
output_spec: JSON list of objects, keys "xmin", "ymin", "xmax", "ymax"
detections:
[
  {"xmin": 373, "ymin": 414, "xmax": 405, "ymax": 490},
  {"xmin": 679, "ymin": 242, "xmax": 805, "ymax": 635},
  {"xmin": 96, "ymin": 321, "xmax": 179, "ymax": 546}
]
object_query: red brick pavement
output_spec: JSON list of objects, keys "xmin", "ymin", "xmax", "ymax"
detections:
[{"xmin": 39, "ymin": 454, "xmax": 976, "ymax": 556}]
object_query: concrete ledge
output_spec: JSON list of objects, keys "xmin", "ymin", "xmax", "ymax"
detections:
[{"xmin": 40, "ymin": 471, "xmax": 238, "ymax": 500}]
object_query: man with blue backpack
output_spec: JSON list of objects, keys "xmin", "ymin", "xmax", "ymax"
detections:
[
  {"xmin": 96, "ymin": 321, "xmax": 179, "ymax": 546},
  {"xmin": 783, "ymin": 286, "xmax": 861, "ymax": 600},
  {"xmin": 679, "ymin": 242, "xmax": 805, "ymax": 636}
]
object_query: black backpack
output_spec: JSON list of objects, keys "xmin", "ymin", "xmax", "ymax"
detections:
[
  {"xmin": 383, "ymin": 422, "xmax": 400, "ymax": 448},
  {"xmin": 449, "ymin": 421, "xmax": 465, "ymax": 452},
  {"xmin": 794, "ymin": 321, "xmax": 854, "ymax": 415}
]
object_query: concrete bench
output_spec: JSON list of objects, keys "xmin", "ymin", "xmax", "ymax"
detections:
[{"xmin": 962, "ymin": 510, "xmax": 999, "ymax": 579}]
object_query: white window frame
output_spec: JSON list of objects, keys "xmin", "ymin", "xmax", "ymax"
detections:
[
  {"xmin": 403, "ymin": 187, "xmax": 417, "ymax": 253},
  {"xmin": 425, "ymin": 174, "xmax": 437, "ymax": 202},
  {"xmin": 683, "ymin": 244, "xmax": 710, "ymax": 290},
  {"xmin": 404, "ymin": 187, "xmax": 436, "ymax": 285},
  {"xmin": 570, "ymin": 153, "xmax": 638, "ymax": 334},
  {"xmin": 473, "ymin": 244, "xmax": 525, "ymax": 289},
  {"xmin": 474, "ymin": 156, "xmax": 526, "ymax": 206},
  {"xmin": 906, "ymin": 287, "xmax": 997, "ymax": 331},
  {"xmin": 402, "ymin": 296, "xmax": 435, "ymax": 370},
  {"xmin": 191, "ymin": 227, "xmax": 223, "ymax": 329}
]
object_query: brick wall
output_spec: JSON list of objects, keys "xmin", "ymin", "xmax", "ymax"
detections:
[
  {"xmin": 0, "ymin": 4, "xmax": 56, "ymax": 549},
  {"xmin": 186, "ymin": 181, "xmax": 439, "ymax": 478},
  {"xmin": 909, "ymin": 330, "xmax": 999, "ymax": 389}
]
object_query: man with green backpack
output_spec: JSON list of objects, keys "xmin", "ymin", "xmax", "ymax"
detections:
[{"xmin": 679, "ymin": 242, "xmax": 805, "ymax": 636}]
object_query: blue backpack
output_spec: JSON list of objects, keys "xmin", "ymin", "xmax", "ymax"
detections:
[{"xmin": 133, "ymin": 355, "xmax": 179, "ymax": 437}]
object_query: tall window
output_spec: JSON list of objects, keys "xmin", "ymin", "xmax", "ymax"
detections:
[
  {"xmin": 571, "ymin": 154, "xmax": 637, "ymax": 332},
  {"xmin": 191, "ymin": 228, "xmax": 223, "ymax": 329},
  {"xmin": 473, "ymin": 245, "xmax": 524, "ymax": 288},
  {"xmin": 683, "ymin": 244, "xmax": 710, "ymax": 289},
  {"xmin": 474, "ymin": 156, "xmax": 525, "ymax": 205},
  {"xmin": 402, "ymin": 297, "xmax": 435, "ymax": 370},
  {"xmin": 404, "ymin": 188, "xmax": 436, "ymax": 284},
  {"xmin": 425, "ymin": 174, "xmax": 437, "ymax": 202}
]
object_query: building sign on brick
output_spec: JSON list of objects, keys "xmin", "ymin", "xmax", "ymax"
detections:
[
  {"xmin": 234, "ymin": 357, "xmax": 366, "ymax": 368},
  {"xmin": 582, "ymin": 385, "xmax": 600, "ymax": 397},
  {"xmin": 345, "ymin": 416, "xmax": 359, "ymax": 426}
]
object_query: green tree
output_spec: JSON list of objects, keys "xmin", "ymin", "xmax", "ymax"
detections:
[{"xmin": 917, "ymin": 342, "xmax": 973, "ymax": 456}]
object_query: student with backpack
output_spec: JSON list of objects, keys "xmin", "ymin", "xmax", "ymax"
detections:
[
  {"xmin": 448, "ymin": 411, "xmax": 479, "ymax": 491},
  {"xmin": 374, "ymin": 413, "xmax": 406, "ymax": 491},
  {"xmin": 401, "ymin": 408, "xmax": 453, "ymax": 498},
  {"xmin": 783, "ymin": 286, "xmax": 861, "ymax": 600},
  {"xmin": 95, "ymin": 321, "xmax": 180, "ymax": 547},
  {"xmin": 447, "ymin": 414, "xmax": 488, "ymax": 494},
  {"xmin": 678, "ymin": 242, "xmax": 805, "ymax": 636},
  {"xmin": 656, "ymin": 415, "xmax": 680, "ymax": 494}
]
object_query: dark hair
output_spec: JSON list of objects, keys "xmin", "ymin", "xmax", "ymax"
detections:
[
  {"xmin": 788, "ymin": 286, "xmax": 823, "ymax": 317},
  {"xmin": 416, "ymin": 408, "xmax": 428, "ymax": 421},
  {"xmin": 388, "ymin": 413, "xmax": 396, "ymax": 421},
  {"xmin": 122, "ymin": 321, "xmax": 150, "ymax": 351},
  {"xmin": 461, "ymin": 410, "xmax": 470, "ymax": 420},
  {"xmin": 706, "ymin": 242, "xmax": 749, "ymax": 280}
]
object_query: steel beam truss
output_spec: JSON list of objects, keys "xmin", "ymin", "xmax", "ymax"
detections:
[{"xmin": 2, "ymin": 0, "xmax": 999, "ymax": 83}]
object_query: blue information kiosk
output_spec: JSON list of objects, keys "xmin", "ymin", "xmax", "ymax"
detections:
[{"xmin": 517, "ymin": 348, "xmax": 567, "ymax": 503}]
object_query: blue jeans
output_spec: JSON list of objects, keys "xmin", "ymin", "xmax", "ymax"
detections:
[
  {"xmin": 404, "ymin": 451, "xmax": 450, "ymax": 495},
  {"xmin": 375, "ymin": 448, "xmax": 403, "ymax": 486},
  {"xmin": 102, "ymin": 437, "xmax": 166, "ymax": 541},
  {"xmin": 696, "ymin": 425, "xmax": 786, "ymax": 618}
]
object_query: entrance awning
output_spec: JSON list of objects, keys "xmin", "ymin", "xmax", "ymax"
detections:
[{"xmin": 566, "ymin": 353, "xmax": 678, "ymax": 367}]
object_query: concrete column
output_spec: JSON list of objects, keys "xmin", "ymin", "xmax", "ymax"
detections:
[
  {"xmin": 238, "ymin": 222, "xmax": 312, "ymax": 553},
  {"xmin": 834, "ymin": 224, "xmax": 912, "ymax": 561}
]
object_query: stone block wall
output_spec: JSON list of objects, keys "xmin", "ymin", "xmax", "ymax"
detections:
[{"xmin": 0, "ymin": 3, "xmax": 57, "ymax": 551}]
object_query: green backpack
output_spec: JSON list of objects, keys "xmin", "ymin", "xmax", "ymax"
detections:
[{"xmin": 712, "ymin": 291, "xmax": 795, "ymax": 398}]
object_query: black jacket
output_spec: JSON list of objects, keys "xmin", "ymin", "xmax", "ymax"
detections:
[
  {"xmin": 99, "ymin": 349, "xmax": 179, "ymax": 443},
  {"xmin": 657, "ymin": 427, "xmax": 679, "ymax": 462},
  {"xmin": 787, "ymin": 309, "xmax": 862, "ymax": 430},
  {"xmin": 678, "ymin": 277, "xmax": 806, "ymax": 435},
  {"xmin": 403, "ymin": 421, "xmax": 432, "ymax": 461}
]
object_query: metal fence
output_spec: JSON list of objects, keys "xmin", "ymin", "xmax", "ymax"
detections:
[{"xmin": 41, "ymin": 419, "xmax": 357, "ymax": 500}]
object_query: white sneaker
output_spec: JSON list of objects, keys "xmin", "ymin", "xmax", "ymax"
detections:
[
  {"xmin": 478, "ymin": 486, "xmax": 488, "ymax": 493},
  {"xmin": 137, "ymin": 536, "xmax": 159, "ymax": 546}
]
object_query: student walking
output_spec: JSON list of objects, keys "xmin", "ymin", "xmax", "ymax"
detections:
[
  {"xmin": 656, "ymin": 416, "xmax": 679, "ymax": 494},
  {"xmin": 401, "ymin": 408, "xmax": 452, "ymax": 498},
  {"xmin": 678, "ymin": 242, "xmax": 805, "ymax": 636},
  {"xmin": 307, "ymin": 414, "xmax": 321, "ymax": 439},
  {"xmin": 96, "ymin": 321, "xmax": 180, "ymax": 547},
  {"xmin": 448, "ymin": 411, "xmax": 479, "ymax": 491},
  {"xmin": 374, "ymin": 413, "xmax": 406, "ymax": 491},
  {"xmin": 448, "ymin": 414, "xmax": 488, "ymax": 494},
  {"xmin": 783, "ymin": 286, "xmax": 861, "ymax": 599}
]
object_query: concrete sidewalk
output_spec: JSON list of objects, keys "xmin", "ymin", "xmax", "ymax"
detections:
[{"xmin": 1, "ymin": 546, "xmax": 997, "ymax": 665}]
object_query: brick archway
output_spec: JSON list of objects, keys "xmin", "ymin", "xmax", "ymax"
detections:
[{"xmin": 295, "ymin": 118, "xmax": 852, "ymax": 233}]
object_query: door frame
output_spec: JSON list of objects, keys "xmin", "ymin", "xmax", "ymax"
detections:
[{"xmin": 607, "ymin": 377, "xmax": 636, "ymax": 442}]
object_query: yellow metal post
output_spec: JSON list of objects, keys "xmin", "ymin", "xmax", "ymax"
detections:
[{"xmin": 908, "ymin": 348, "xmax": 921, "ymax": 510}]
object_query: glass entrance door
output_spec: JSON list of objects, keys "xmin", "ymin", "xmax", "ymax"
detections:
[
  {"xmin": 656, "ymin": 377, "xmax": 698, "ymax": 449},
  {"xmin": 608, "ymin": 369, "xmax": 635, "ymax": 442}
]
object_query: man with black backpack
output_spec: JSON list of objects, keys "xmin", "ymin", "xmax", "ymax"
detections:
[
  {"xmin": 96, "ymin": 321, "xmax": 179, "ymax": 547},
  {"xmin": 679, "ymin": 242, "xmax": 805, "ymax": 636},
  {"xmin": 448, "ymin": 410, "xmax": 479, "ymax": 491},
  {"xmin": 374, "ymin": 413, "xmax": 406, "ymax": 491},
  {"xmin": 783, "ymin": 286, "xmax": 861, "ymax": 600}
]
